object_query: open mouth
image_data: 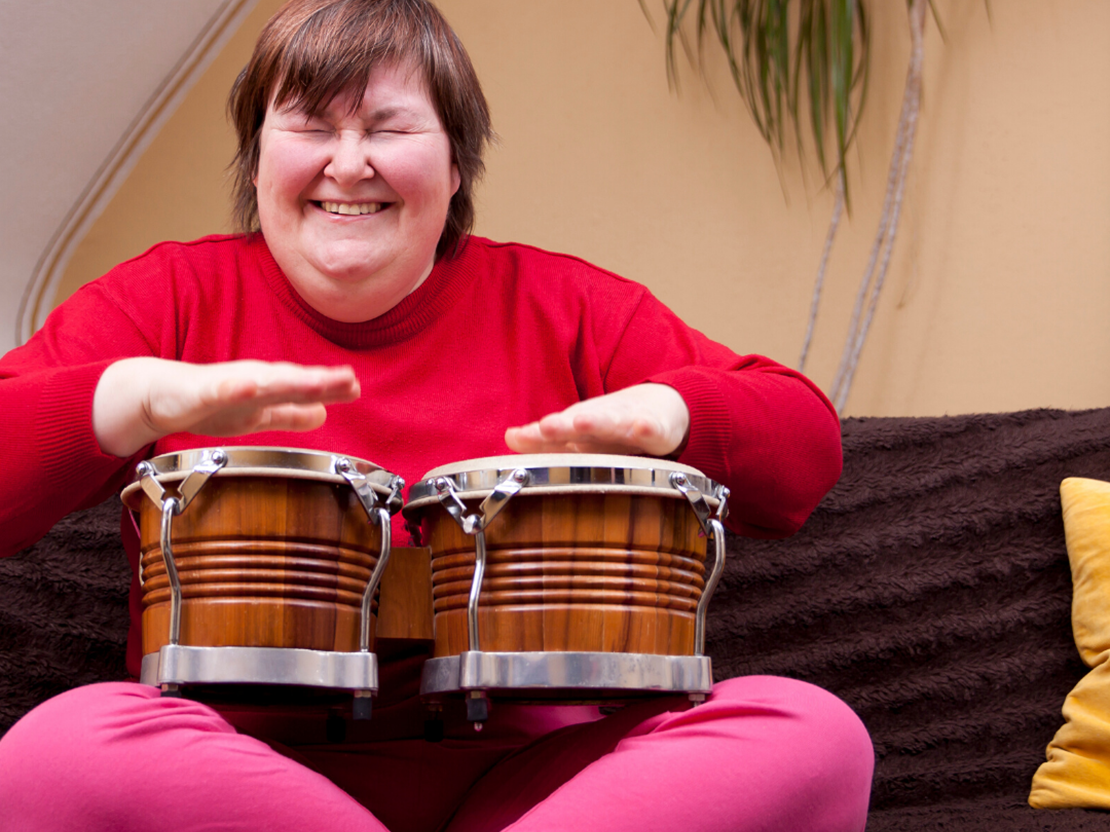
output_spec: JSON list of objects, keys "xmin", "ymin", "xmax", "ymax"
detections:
[{"xmin": 316, "ymin": 201, "xmax": 388, "ymax": 216}]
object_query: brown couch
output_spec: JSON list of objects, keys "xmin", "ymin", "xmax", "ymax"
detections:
[{"xmin": 5, "ymin": 407, "xmax": 1110, "ymax": 830}]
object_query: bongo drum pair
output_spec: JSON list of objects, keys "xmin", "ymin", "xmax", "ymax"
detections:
[{"xmin": 124, "ymin": 448, "xmax": 729, "ymax": 725}]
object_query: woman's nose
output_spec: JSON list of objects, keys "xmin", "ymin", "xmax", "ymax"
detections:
[{"xmin": 324, "ymin": 132, "xmax": 374, "ymax": 185}]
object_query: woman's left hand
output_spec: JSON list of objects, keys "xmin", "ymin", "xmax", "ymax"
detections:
[{"xmin": 504, "ymin": 383, "xmax": 690, "ymax": 457}]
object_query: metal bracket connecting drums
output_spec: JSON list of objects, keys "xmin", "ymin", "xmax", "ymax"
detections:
[{"xmin": 669, "ymin": 473, "xmax": 731, "ymax": 656}]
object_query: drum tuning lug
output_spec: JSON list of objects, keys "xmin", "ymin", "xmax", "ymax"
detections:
[
  {"xmin": 466, "ymin": 690, "xmax": 490, "ymax": 727},
  {"xmin": 352, "ymin": 690, "xmax": 373, "ymax": 721},
  {"xmin": 669, "ymin": 472, "xmax": 713, "ymax": 535},
  {"xmin": 160, "ymin": 683, "xmax": 182, "ymax": 698},
  {"xmin": 688, "ymin": 692, "xmax": 707, "ymax": 706},
  {"xmin": 385, "ymin": 475, "xmax": 405, "ymax": 515}
]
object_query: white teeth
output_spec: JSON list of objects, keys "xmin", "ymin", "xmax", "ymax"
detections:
[{"xmin": 320, "ymin": 201, "xmax": 383, "ymax": 215}]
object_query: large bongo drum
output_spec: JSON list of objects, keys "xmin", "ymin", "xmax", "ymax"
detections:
[
  {"xmin": 121, "ymin": 447, "xmax": 403, "ymax": 716},
  {"xmin": 403, "ymin": 454, "xmax": 729, "ymax": 723}
]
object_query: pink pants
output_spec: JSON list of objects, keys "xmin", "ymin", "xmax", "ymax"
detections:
[{"xmin": 0, "ymin": 676, "xmax": 872, "ymax": 831}]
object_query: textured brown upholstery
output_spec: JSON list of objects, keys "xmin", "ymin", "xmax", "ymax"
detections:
[{"xmin": 6, "ymin": 409, "xmax": 1110, "ymax": 829}]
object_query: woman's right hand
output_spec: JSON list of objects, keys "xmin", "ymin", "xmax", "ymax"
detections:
[{"xmin": 92, "ymin": 357, "xmax": 360, "ymax": 458}]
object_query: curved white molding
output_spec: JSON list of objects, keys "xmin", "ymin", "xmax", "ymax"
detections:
[{"xmin": 15, "ymin": 0, "xmax": 260, "ymax": 346}]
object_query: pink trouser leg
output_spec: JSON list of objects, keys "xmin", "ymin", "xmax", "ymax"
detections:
[
  {"xmin": 444, "ymin": 676, "xmax": 874, "ymax": 832},
  {"xmin": 0, "ymin": 682, "xmax": 388, "ymax": 832},
  {"xmin": 0, "ymin": 677, "xmax": 872, "ymax": 832}
]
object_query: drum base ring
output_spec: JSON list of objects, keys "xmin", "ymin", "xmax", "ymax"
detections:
[
  {"xmin": 419, "ymin": 651, "xmax": 713, "ymax": 700},
  {"xmin": 140, "ymin": 645, "xmax": 378, "ymax": 693}
]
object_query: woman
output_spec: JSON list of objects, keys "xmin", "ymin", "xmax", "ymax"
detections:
[{"xmin": 0, "ymin": 1, "xmax": 873, "ymax": 829}]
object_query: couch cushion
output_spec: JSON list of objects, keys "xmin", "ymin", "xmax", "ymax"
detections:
[{"xmin": 1030, "ymin": 477, "xmax": 1110, "ymax": 809}]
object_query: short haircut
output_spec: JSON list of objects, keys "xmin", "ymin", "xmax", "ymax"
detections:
[{"xmin": 228, "ymin": 0, "xmax": 492, "ymax": 258}]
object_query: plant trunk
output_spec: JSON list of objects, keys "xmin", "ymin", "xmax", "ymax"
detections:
[{"xmin": 829, "ymin": 0, "xmax": 927, "ymax": 413}]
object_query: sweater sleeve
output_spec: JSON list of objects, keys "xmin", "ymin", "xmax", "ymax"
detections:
[
  {"xmin": 601, "ymin": 291, "xmax": 842, "ymax": 539},
  {"xmin": 0, "ymin": 283, "xmax": 156, "ymax": 556}
]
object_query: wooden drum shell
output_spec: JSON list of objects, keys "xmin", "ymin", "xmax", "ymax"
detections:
[
  {"xmin": 137, "ymin": 477, "xmax": 383, "ymax": 658},
  {"xmin": 413, "ymin": 492, "xmax": 708, "ymax": 659}
]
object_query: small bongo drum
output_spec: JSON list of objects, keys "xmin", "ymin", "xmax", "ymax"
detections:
[
  {"xmin": 121, "ymin": 447, "xmax": 403, "ymax": 717},
  {"xmin": 403, "ymin": 454, "xmax": 729, "ymax": 723}
]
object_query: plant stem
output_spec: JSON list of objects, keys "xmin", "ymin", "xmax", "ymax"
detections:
[
  {"xmin": 830, "ymin": 0, "xmax": 926, "ymax": 413},
  {"xmin": 799, "ymin": 168, "xmax": 845, "ymax": 371}
]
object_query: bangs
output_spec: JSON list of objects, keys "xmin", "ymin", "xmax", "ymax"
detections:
[
  {"xmin": 229, "ymin": 0, "xmax": 492, "ymax": 256},
  {"xmin": 268, "ymin": 2, "xmax": 430, "ymax": 117}
]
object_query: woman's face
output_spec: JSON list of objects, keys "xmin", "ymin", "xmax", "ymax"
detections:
[{"xmin": 255, "ymin": 62, "xmax": 460, "ymax": 322}]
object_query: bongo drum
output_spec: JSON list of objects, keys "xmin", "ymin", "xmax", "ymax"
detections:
[
  {"xmin": 403, "ymin": 454, "xmax": 729, "ymax": 723},
  {"xmin": 121, "ymin": 447, "xmax": 403, "ymax": 717}
]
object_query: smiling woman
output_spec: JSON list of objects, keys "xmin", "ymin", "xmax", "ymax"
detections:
[
  {"xmin": 0, "ymin": 1, "xmax": 869, "ymax": 830},
  {"xmin": 255, "ymin": 64, "xmax": 461, "ymax": 321}
]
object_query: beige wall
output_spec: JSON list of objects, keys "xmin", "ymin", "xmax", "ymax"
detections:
[{"xmin": 56, "ymin": 0, "xmax": 1110, "ymax": 417}]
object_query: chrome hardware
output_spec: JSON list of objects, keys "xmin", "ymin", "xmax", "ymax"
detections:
[
  {"xmin": 697, "ymin": 519, "xmax": 727, "ymax": 655},
  {"xmin": 420, "ymin": 652, "xmax": 713, "ymax": 698},
  {"xmin": 336, "ymin": 457, "xmax": 404, "ymax": 517},
  {"xmin": 467, "ymin": 528, "xmax": 488, "ymax": 651},
  {"xmin": 360, "ymin": 507, "xmax": 392, "ymax": 653},
  {"xmin": 405, "ymin": 455, "xmax": 721, "ymax": 510},
  {"xmin": 160, "ymin": 498, "xmax": 183, "ymax": 645},
  {"xmin": 334, "ymin": 458, "xmax": 401, "ymax": 656},
  {"xmin": 669, "ymin": 472, "xmax": 713, "ymax": 533},
  {"xmin": 141, "ymin": 647, "xmax": 378, "ymax": 692},
  {"xmin": 477, "ymin": 467, "xmax": 529, "ymax": 529},
  {"xmin": 669, "ymin": 473, "xmax": 729, "ymax": 655},
  {"xmin": 136, "ymin": 450, "xmax": 228, "ymax": 646},
  {"xmin": 434, "ymin": 476, "xmax": 472, "ymax": 530},
  {"xmin": 433, "ymin": 468, "xmax": 530, "ymax": 663}
]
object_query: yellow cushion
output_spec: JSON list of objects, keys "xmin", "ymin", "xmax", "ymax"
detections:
[{"xmin": 1030, "ymin": 477, "xmax": 1110, "ymax": 808}]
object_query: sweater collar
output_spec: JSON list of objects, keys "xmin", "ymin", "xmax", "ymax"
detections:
[{"xmin": 249, "ymin": 233, "xmax": 484, "ymax": 349}]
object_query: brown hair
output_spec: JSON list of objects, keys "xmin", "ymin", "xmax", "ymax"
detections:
[{"xmin": 228, "ymin": 0, "xmax": 492, "ymax": 258}]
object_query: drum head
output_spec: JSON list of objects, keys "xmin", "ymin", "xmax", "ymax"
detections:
[
  {"xmin": 121, "ymin": 446, "xmax": 397, "ymax": 510},
  {"xmin": 404, "ymin": 452, "xmax": 721, "ymax": 513}
]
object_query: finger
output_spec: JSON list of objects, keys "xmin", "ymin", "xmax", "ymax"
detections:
[
  {"xmin": 506, "ymin": 422, "xmax": 645, "ymax": 455},
  {"xmin": 504, "ymin": 423, "xmax": 547, "ymax": 453},
  {"xmin": 251, "ymin": 402, "xmax": 329, "ymax": 433},
  {"xmin": 225, "ymin": 365, "xmax": 360, "ymax": 405},
  {"xmin": 197, "ymin": 369, "xmax": 357, "ymax": 424},
  {"xmin": 508, "ymin": 409, "xmax": 640, "ymax": 452}
]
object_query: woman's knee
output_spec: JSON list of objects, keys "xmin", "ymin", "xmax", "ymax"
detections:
[
  {"xmin": 0, "ymin": 682, "xmax": 238, "ymax": 826},
  {"xmin": 710, "ymin": 675, "xmax": 874, "ymax": 782}
]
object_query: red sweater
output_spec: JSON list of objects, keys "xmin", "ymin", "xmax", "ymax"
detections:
[{"xmin": 0, "ymin": 234, "xmax": 840, "ymax": 673}]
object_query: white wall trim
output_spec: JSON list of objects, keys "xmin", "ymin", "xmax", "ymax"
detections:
[{"xmin": 16, "ymin": 0, "xmax": 261, "ymax": 345}]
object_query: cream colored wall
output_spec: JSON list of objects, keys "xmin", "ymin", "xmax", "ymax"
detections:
[{"xmin": 56, "ymin": 0, "xmax": 1110, "ymax": 417}]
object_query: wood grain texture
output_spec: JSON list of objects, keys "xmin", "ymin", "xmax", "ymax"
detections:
[
  {"xmin": 412, "ymin": 493, "xmax": 708, "ymax": 657},
  {"xmin": 138, "ymin": 477, "xmax": 383, "ymax": 656},
  {"xmin": 374, "ymin": 546, "xmax": 434, "ymax": 641}
]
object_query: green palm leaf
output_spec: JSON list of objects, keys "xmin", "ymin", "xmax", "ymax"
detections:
[{"xmin": 652, "ymin": 0, "xmax": 870, "ymax": 208}]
